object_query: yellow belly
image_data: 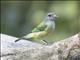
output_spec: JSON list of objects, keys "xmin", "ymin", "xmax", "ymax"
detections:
[{"xmin": 24, "ymin": 31, "xmax": 48, "ymax": 41}]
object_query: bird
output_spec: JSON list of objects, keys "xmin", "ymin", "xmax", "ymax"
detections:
[{"xmin": 15, "ymin": 12, "xmax": 58, "ymax": 44}]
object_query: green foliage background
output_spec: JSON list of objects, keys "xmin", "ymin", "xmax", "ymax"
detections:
[{"xmin": 1, "ymin": 1, "xmax": 80, "ymax": 41}]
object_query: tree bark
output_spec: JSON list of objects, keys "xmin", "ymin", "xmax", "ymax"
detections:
[{"xmin": 1, "ymin": 33, "xmax": 80, "ymax": 60}]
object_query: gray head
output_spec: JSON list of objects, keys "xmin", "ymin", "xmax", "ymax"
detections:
[{"xmin": 45, "ymin": 12, "xmax": 57, "ymax": 21}]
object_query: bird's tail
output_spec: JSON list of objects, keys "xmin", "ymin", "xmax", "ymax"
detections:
[
  {"xmin": 14, "ymin": 37, "xmax": 33, "ymax": 42},
  {"xmin": 15, "ymin": 36, "xmax": 25, "ymax": 42},
  {"xmin": 15, "ymin": 38, "xmax": 22, "ymax": 42}
]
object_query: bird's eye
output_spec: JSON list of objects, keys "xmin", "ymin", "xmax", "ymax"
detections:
[{"xmin": 48, "ymin": 15, "xmax": 51, "ymax": 17}]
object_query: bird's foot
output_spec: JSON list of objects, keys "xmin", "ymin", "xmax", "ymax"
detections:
[
  {"xmin": 41, "ymin": 40, "xmax": 48, "ymax": 45},
  {"xmin": 41, "ymin": 40, "xmax": 54, "ymax": 45}
]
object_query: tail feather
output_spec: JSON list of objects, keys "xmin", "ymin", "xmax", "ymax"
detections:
[
  {"xmin": 14, "ymin": 37, "xmax": 33, "ymax": 42},
  {"xmin": 15, "ymin": 38, "xmax": 21, "ymax": 42}
]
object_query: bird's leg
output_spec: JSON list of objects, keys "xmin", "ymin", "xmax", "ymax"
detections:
[{"xmin": 41, "ymin": 40, "xmax": 48, "ymax": 44}]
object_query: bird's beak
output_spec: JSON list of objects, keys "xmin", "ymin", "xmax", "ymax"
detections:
[
  {"xmin": 54, "ymin": 15, "xmax": 58, "ymax": 18},
  {"xmin": 56, "ymin": 15, "xmax": 58, "ymax": 17}
]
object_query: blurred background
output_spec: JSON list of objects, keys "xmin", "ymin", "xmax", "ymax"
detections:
[{"xmin": 1, "ymin": 1, "xmax": 80, "ymax": 42}]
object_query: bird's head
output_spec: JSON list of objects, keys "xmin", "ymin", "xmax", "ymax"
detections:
[{"xmin": 45, "ymin": 12, "xmax": 58, "ymax": 21}]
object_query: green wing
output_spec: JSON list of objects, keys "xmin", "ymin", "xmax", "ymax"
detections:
[{"xmin": 32, "ymin": 22, "xmax": 47, "ymax": 32}]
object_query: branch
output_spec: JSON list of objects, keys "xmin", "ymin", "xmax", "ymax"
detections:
[{"xmin": 1, "ymin": 33, "xmax": 80, "ymax": 60}]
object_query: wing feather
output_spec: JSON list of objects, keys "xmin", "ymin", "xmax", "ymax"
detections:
[{"xmin": 32, "ymin": 22, "xmax": 47, "ymax": 32}]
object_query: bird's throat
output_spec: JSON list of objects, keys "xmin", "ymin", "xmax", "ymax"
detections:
[{"xmin": 45, "ymin": 21, "xmax": 55, "ymax": 33}]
